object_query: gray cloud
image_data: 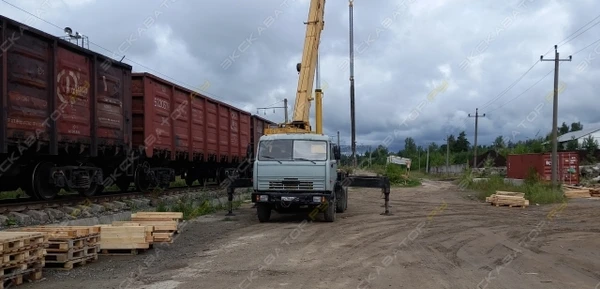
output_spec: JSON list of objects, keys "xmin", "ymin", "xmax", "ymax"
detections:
[{"xmin": 2, "ymin": 0, "xmax": 599, "ymax": 153}]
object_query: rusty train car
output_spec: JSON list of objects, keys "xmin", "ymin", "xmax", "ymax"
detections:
[{"xmin": 0, "ymin": 15, "xmax": 275, "ymax": 200}]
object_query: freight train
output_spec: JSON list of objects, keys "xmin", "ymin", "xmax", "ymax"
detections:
[{"xmin": 0, "ymin": 15, "xmax": 275, "ymax": 200}]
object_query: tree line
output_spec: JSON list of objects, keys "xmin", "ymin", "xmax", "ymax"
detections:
[{"xmin": 340, "ymin": 121, "xmax": 600, "ymax": 169}]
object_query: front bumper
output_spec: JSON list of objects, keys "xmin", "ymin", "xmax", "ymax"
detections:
[{"xmin": 251, "ymin": 191, "xmax": 332, "ymax": 205}]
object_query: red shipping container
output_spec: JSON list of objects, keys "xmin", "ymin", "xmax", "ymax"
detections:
[
  {"xmin": 131, "ymin": 73, "xmax": 251, "ymax": 162},
  {"xmin": 0, "ymin": 15, "xmax": 132, "ymax": 155},
  {"xmin": 506, "ymin": 152, "xmax": 579, "ymax": 184}
]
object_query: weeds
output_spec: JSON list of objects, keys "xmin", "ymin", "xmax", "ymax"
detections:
[
  {"xmin": 155, "ymin": 195, "xmax": 246, "ymax": 220},
  {"xmin": 459, "ymin": 169, "xmax": 565, "ymax": 204},
  {"xmin": 382, "ymin": 165, "xmax": 422, "ymax": 187}
]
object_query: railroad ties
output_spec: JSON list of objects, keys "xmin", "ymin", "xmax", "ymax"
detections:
[
  {"xmin": 13, "ymin": 226, "xmax": 100, "ymax": 270},
  {"xmin": 0, "ymin": 231, "xmax": 47, "ymax": 289}
]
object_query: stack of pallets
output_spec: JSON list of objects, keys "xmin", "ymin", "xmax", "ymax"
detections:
[
  {"xmin": 485, "ymin": 191, "xmax": 529, "ymax": 208},
  {"xmin": 0, "ymin": 231, "xmax": 47, "ymax": 288},
  {"xmin": 16, "ymin": 226, "xmax": 100, "ymax": 270}
]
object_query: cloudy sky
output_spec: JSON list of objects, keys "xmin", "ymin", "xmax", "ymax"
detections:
[{"xmin": 2, "ymin": 0, "xmax": 599, "ymax": 154}]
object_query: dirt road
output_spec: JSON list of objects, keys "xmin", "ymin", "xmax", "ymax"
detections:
[{"xmin": 22, "ymin": 180, "xmax": 600, "ymax": 289}]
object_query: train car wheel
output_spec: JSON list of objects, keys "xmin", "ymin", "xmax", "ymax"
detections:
[
  {"xmin": 183, "ymin": 169, "xmax": 195, "ymax": 187},
  {"xmin": 30, "ymin": 161, "xmax": 59, "ymax": 200},
  {"xmin": 78, "ymin": 162, "xmax": 100, "ymax": 197},
  {"xmin": 134, "ymin": 162, "xmax": 152, "ymax": 192}
]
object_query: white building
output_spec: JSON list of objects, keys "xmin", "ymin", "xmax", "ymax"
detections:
[{"xmin": 557, "ymin": 126, "xmax": 600, "ymax": 148}]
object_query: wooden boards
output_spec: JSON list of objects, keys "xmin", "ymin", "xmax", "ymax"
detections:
[
  {"xmin": 486, "ymin": 191, "xmax": 529, "ymax": 208},
  {"xmin": 97, "ymin": 225, "xmax": 150, "ymax": 255},
  {"xmin": 130, "ymin": 212, "xmax": 182, "ymax": 243}
]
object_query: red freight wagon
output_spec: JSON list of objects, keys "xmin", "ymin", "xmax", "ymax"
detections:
[
  {"xmin": 506, "ymin": 152, "xmax": 580, "ymax": 184},
  {"xmin": 131, "ymin": 73, "xmax": 251, "ymax": 162},
  {"xmin": 0, "ymin": 15, "xmax": 132, "ymax": 199},
  {"xmin": 251, "ymin": 115, "xmax": 275, "ymax": 151}
]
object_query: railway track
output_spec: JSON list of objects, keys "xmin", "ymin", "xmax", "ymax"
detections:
[{"xmin": 0, "ymin": 183, "xmax": 224, "ymax": 214}]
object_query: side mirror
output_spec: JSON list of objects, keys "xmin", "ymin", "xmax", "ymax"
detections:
[{"xmin": 333, "ymin": 146, "xmax": 341, "ymax": 160}]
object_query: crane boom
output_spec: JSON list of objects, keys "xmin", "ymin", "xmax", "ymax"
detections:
[{"xmin": 265, "ymin": 0, "xmax": 325, "ymax": 135}]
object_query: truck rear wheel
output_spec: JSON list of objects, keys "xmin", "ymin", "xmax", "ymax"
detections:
[
  {"xmin": 256, "ymin": 203, "xmax": 271, "ymax": 222},
  {"xmin": 323, "ymin": 197, "xmax": 336, "ymax": 222}
]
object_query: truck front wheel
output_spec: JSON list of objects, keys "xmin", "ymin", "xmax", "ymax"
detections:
[
  {"xmin": 323, "ymin": 197, "xmax": 336, "ymax": 222},
  {"xmin": 257, "ymin": 203, "xmax": 271, "ymax": 222}
]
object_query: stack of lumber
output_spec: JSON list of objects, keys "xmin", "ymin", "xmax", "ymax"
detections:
[
  {"xmin": 130, "ymin": 212, "xmax": 182, "ymax": 244},
  {"xmin": 96, "ymin": 224, "xmax": 151, "ymax": 255},
  {"xmin": 485, "ymin": 191, "xmax": 529, "ymax": 208},
  {"xmin": 562, "ymin": 185, "xmax": 592, "ymax": 198},
  {"xmin": 16, "ymin": 226, "xmax": 100, "ymax": 270},
  {"xmin": 590, "ymin": 188, "xmax": 600, "ymax": 197},
  {"xmin": 0, "ymin": 231, "xmax": 47, "ymax": 288}
]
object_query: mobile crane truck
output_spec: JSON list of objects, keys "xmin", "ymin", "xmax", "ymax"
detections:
[{"xmin": 226, "ymin": 0, "xmax": 391, "ymax": 222}]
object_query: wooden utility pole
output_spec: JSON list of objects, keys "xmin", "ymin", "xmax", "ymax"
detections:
[
  {"xmin": 426, "ymin": 147, "xmax": 430, "ymax": 174},
  {"xmin": 468, "ymin": 108, "xmax": 486, "ymax": 169},
  {"xmin": 284, "ymin": 98, "xmax": 288, "ymax": 123},
  {"xmin": 446, "ymin": 136, "xmax": 450, "ymax": 175},
  {"xmin": 541, "ymin": 45, "xmax": 571, "ymax": 189}
]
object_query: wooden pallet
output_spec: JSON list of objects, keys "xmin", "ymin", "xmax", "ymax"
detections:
[
  {"xmin": 44, "ymin": 254, "xmax": 98, "ymax": 270},
  {"xmin": 0, "ymin": 232, "xmax": 48, "ymax": 255},
  {"xmin": 0, "ymin": 247, "xmax": 45, "ymax": 268},
  {"xmin": 14, "ymin": 226, "xmax": 100, "ymax": 240},
  {"xmin": 99, "ymin": 248, "xmax": 146, "ymax": 255},
  {"xmin": 0, "ymin": 267, "xmax": 43, "ymax": 289}
]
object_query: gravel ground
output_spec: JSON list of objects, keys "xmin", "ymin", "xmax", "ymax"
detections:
[{"xmin": 18, "ymin": 179, "xmax": 600, "ymax": 289}]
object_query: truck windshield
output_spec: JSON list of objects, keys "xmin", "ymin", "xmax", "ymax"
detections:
[{"xmin": 258, "ymin": 140, "xmax": 327, "ymax": 161}]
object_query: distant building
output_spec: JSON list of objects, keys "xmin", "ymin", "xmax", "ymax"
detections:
[{"xmin": 557, "ymin": 126, "xmax": 600, "ymax": 148}]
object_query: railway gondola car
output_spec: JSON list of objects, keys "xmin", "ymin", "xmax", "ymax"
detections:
[
  {"xmin": 0, "ymin": 15, "xmax": 132, "ymax": 200},
  {"xmin": 0, "ymin": 14, "xmax": 276, "ymax": 201}
]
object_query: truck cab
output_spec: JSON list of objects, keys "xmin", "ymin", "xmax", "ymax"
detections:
[{"xmin": 251, "ymin": 133, "xmax": 346, "ymax": 222}]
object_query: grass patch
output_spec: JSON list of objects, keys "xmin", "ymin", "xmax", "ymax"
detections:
[
  {"xmin": 458, "ymin": 169, "xmax": 565, "ymax": 204},
  {"xmin": 382, "ymin": 165, "xmax": 422, "ymax": 187},
  {"xmin": 155, "ymin": 195, "xmax": 246, "ymax": 220}
]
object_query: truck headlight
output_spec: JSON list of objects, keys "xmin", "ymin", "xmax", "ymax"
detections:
[
  {"xmin": 259, "ymin": 195, "xmax": 269, "ymax": 202},
  {"xmin": 313, "ymin": 196, "xmax": 322, "ymax": 203}
]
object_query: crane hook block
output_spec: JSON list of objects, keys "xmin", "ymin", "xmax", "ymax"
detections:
[{"xmin": 296, "ymin": 63, "xmax": 301, "ymax": 73}]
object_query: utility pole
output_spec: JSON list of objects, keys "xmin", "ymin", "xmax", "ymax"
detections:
[
  {"xmin": 284, "ymin": 98, "xmax": 288, "ymax": 123},
  {"xmin": 337, "ymin": 131, "xmax": 340, "ymax": 147},
  {"xmin": 418, "ymin": 148, "xmax": 421, "ymax": 171},
  {"xmin": 426, "ymin": 147, "xmax": 429, "ymax": 174},
  {"xmin": 468, "ymin": 108, "xmax": 486, "ymax": 169},
  {"xmin": 446, "ymin": 136, "xmax": 450, "ymax": 175},
  {"xmin": 349, "ymin": 0, "xmax": 357, "ymax": 167},
  {"xmin": 257, "ymin": 99, "xmax": 288, "ymax": 123},
  {"xmin": 541, "ymin": 45, "xmax": 572, "ymax": 189}
]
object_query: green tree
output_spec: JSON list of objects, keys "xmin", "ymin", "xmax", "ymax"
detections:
[
  {"xmin": 454, "ymin": 131, "xmax": 470, "ymax": 153},
  {"xmin": 402, "ymin": 137, "xmax": 417, "ymax": 157},
  {"xmin": 566, "ymin": 136, "xmax": 579, "ymax": 151},
  {"xmin": 559, "ymin": 122, "xmax": 570, "ymax": 135},
  {"xmin": 570, "ymin": 122, "xmax": 583, "ymax": 132},
  {"xmin": 493, "ymin": 136, "xmax": 505, "ymax": 149}
]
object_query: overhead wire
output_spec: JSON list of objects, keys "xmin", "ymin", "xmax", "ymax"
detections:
[
  {"xmin": 572, "ymin": 37, "xmax": 600, "ymax": 55},
  {"xmin": 542, "ymin": 12, "xmax": 600, "ymax": 56},
  {"xmin": 479, "ymin": 61, "xmax": 539, "ymax": 110},
  {"xmin": 0, "ymin": 0, "xmax": 253, "ymax": 110},
  {"xmin": 483, "ymin": 11, "xmax": 600, "ymax": 110},
  {"xmin": 485, "ymin": 69, "xmax": 553, "ymax": 114}
]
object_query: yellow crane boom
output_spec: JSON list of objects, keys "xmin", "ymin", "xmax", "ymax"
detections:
[{"xmin": 265, "ymin": 0, "xmax": 325, "ymax": 135}]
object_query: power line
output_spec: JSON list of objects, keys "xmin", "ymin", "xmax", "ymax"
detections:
[
  {"xmin": 480, "ymin": 61, "xmax": 539, "ymax": 110},
  {"xmin": 572, "ymin": 37, "xmax": 600, "ymax": 55},
  {"xmin": 543, "ymin": 12, "xmax": 600, "ymax": 56},
  {"xmin": 485, "ymin": 69, "xmax": 553, "ymax": 114},
  {"xmin": 1, "ymin": 0, "xmax": 252, "ymax": 110}
]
